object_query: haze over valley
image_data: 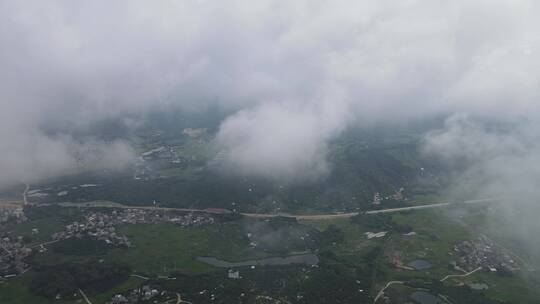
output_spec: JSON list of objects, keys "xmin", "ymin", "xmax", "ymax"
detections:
[{"xmin": 1, "ymin": 1, "xmax": 540, "ymax": 303}]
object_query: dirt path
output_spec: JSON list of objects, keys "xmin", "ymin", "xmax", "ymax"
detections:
[
  {"xmin": 375, "ymin": 267, "xmax": 482, "ymax": 304},
  {"xmin": 78, "ymin": 288, "xmax": 93, "ymax": 304},
  {"xmin": 440, "ymin": 267, "xmax": 482, "ymax": 282},
  {"xmin": 176, "ymin": 293, "xmax": 193, "ymax": 304},
  {"xmin": 373, "ymin": 281, "xmax": 404, "ymax": 303}
]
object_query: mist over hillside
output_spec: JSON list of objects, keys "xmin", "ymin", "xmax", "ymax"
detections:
[
  {"xmin": 2, "ymin": 2, "xmax": 540, "ymax": 303},
  {"xmin": 1, "ymin": 0, "xmax": 539, "ymax": 189}
]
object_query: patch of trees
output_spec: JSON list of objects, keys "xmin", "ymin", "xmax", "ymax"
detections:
[
  {"xmin": 160, "ymin": 272, "xmax": 249, "ymax": 304},
  {"xmin": 312, "ymin": 224, "xmax": 345, "ymax": 248},
  {"xmin": 30, "ymin": 261, "xmax": 130, "ymax": 298},
  {"xmin": 36, "ymin": 133, "xmax": 430, "ymax": 214},
  {"xmin": 23, "ymin": 205, "xmax": 82, "ymax": 221},
  {"xmin": 162, "ymin": 263, "xmax": 372, "ymax": 304},
  {"xmin": 51, "ymin": 236, "xmax": 115, "ymax": 256},
  {"xmin": 351, "ymin": 214, "xmax": 412, "ymax": 233},
  {"xmin": 244, "ymin": 217, "xmax": 318, "ymax": 254},
  {"xmin": 214, "ymin": 212, "xmax": 244, "ymax": 223},
  {"xmin": 298, "ymin": 262, "xmax": 371, "ymax": 303}
]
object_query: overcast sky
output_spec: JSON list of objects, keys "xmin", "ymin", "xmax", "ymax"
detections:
[{"xmin": 1, "ymin": 0, "xmax": 539, "ymax": 187}]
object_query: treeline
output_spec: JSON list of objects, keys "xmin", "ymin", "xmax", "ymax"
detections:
[
  {"xmin": 351, "ymin": 213, "xmax": 412, "ymax": 233},
  {"xmin": 50, "ymin": 236, "xmax": 115, "ymax": 256},
  {"xmin": 23, "ymin": 205, "xmax": 82, "ymax": 221},
  {"xmin": 241, "ymin": 217, "xmax": 344, "ymax": 254},
  {"xmin": 405, "ymin": 279, "xmax": 509, "ymax": 304},
  {"xmin": 159, "ymin": 262, "xmax": 372, "ymax": 304},
  {"xmin": 33, "ymin": 136, "xmax": 429, "ymax": 214},
  {"xmin": 30, "ymin": 261, "xmax": 130, "ymax": 298}
]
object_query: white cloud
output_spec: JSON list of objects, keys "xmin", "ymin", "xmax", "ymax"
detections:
[{"xmin": 1, "ymin": 0, "xmax": 539, "ymax": 185}]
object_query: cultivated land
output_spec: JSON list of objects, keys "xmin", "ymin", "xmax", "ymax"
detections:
[
  {"xmin": 33, "ymin": 222, "xmax": 272, "ymax": 275},
  {"xmin": 2, "ymin": 202, "xmax": 539, "ymax": 303}
]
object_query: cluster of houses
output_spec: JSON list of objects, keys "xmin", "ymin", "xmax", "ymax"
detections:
[
  {"xmin": 134, "ymin": 145, "xmax": 178, "ymax": 180},
  {"xmin": 106, "ymin": 285, "xmax": 173, "ymax": 304},
  {"xmin": 371, "ymin": 188, "xmax": 406, "ymax": 205},
  {"xmin": 51, "ymin": 209, "xmax": 215, "ymax": 247},
  {"xmin": 134, "ymin": 128, "xmax": 208, "ymax": 180},
  {"xmin": 51, "ymin": 219, "xmax": 131, "ymax": 247},
  {"xmin": 0, "ymin": 236, "xmax": 31, "ymax": 277},
  {"xmin": 140, "ymin": 146, "xmax": 176, "ymax": 162},
  {"xmin": 82, "ymin": 209, "xmax": 214, "ymax": 227},
  {"xmin": 134, "ymin": 144, "xmax": 197, "ymax": 180},
  {"xmin": 0, "ymin": 204, "xmax": 26, "ymax": 224},
  {"xmin": 182, "ymin": 127, "xmax": 207, "ymax": 138},
  {"xmin": 98, "ymin": 208, "xmax": 216, "ymax": 227},
  {"xmin": 0, "ymin": 207, "xmax": 215, "ymax": 281},
  {"xmin": 0, "ymin": 203, "xmax": 30, "ymax": 277},
  {"xmin": 451, "ymin": 236, "xmax": 519, "ymax": 273}
]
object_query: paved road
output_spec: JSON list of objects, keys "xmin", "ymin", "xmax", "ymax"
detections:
[
  {"xmin": 366, "ymin": 198, "xmax": 500, "ymax": 215},
  {"xmin": 245, "ymin": 198, "xmax": 499, "ymax": 219},
  {"xmin": 242, "ymin": 212, "xmax": 359, "ymax": 220},
  {"xmin": 130, "ymin": 274, "xmax": 150, "ymax": 280},
  {"xmin": 22, "ymin": 183, "xmax": 29, "ymax": 206},
  {"xmin": 55, "ymin": 198, "xmax": 500, "ymax": 220}
]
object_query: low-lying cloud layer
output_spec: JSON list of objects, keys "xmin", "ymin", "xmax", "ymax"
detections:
[
  {"xmin": 1, "ymin": 0, "xmax": 539, "ymax": 186},
  {"xmin": 424, "ymin": 114, "xmax": 540, "ymax": 264},
  {"xmin": 424, "ymin": 115, "xmax": 540, "ymax": 198}
]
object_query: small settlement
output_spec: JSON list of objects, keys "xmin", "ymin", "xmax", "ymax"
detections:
[{"xmin": 0, "ymin": 208, "xmax": 214, "ymax": 279}]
